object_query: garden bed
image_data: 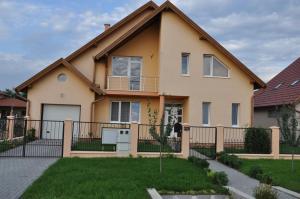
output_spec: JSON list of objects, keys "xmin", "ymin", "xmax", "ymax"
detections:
[{"xmin": 22, "ymin": 158, "xmax": 227, "ymax": 199}]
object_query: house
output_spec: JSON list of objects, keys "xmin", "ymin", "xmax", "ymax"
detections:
[
  {"xmin": 254, "ymin": 57, "xmax": 300, "ymax": 127},
  {"xmin": 0, "ymin": 91, "xmax": 26, "ymax": 119},
  {"xmin": 15, "ymin": 1, "xmax": 265, "ymax": 139}
]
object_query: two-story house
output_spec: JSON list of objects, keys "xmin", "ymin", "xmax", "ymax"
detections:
[{"xmin": 16, "ymin": 1, "xmax": 265, "ymax": 139}]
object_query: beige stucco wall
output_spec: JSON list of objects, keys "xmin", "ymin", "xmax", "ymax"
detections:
[
  {"xmin": 253, "ymin": 107, "xmax": 277, "ymax": 128},
  {"xmin": 71, "ymin": 9, "xmax": 154, "ymax": 83},
  {"xmin": 27, "ymin": 66, "xmax": 94, "ymax": 121},
  {"xmin": 159, "ymin": 11, "xmax": 254, "ymax": 127}
]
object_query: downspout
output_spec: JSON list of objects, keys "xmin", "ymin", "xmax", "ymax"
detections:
[
  {"xmin": 90, "ymin": 96, "xmax": 105, "ymax": 123},
  {"xmin": 26, "ymin": 99, "xmax": 31, "ymax": 117},
  {"xmin": 250, "ymin": 94, "xmax": 254, "ymax": 127}
]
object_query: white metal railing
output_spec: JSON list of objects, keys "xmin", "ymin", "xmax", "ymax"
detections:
[{"xmin": 107, "ymin": 76, "xmax": 158, "ymax": 92}]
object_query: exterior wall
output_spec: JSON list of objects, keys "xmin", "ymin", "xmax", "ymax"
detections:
[
  {"xmin": 253, "ymin": 107, "xmax": 277, "ymax": 128},
  {"xmin": 71, "ymin": 9, "xmax": 154, "ymax": 82},
  {"xmin": 94, "ymin": 96, "xmax": 159, "ymax": 124},
  {"xmin": 105, "ymin": 21, "xmax": 160, "ymax": 92},
  {"xmin": 27, "ymin": 66, "xmax": 94, "ymax": 121},
  {"xmin": 159, "ymin": 11, "xmax": 253, "ymax": 127}
]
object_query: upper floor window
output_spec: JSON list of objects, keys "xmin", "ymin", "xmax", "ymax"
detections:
[
  {"xmin": 181, "ymin": 53, "xmax": 189, "ymax": 75},
  {"xmin": 112, "ymin": 56, "xmax": 142, "ymax": 77},
  {"xmin": 203, "ymin": 55, "xmax": 229, "ymax": 77},
  {"xmin": 232, "ymin": 103, "xmax": 239, "ymax": 126},
  {"xmin": 202, "ymin": 102, "xmax": 210, "ymax": 126}
]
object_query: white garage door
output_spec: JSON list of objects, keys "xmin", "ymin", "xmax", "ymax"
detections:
[{"xmin": 42, "ymin": 104, "xmax": 80, "ymax": 139}]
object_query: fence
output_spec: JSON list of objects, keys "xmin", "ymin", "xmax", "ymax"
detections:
[
  {"xmin": 280, "ymin": 130, "xmax": 300, "ymax": 154},
  {"xmin": 189, "ymin": 126, "xmax": 216, "ymax": 159},
  {"xmin": 0, "ymin": 119, "xmax": 8, "ymax": 140},
  {"xmin": 224, "ymin": 127, "xmax": 272, "ymax": 154},
  {"xmin": 71, "ymin": 121, "xmax": 130, "ymax": 151},
  {"xmin": 137, "ymin": 124, "xmax": 182, "ymax": 153}
]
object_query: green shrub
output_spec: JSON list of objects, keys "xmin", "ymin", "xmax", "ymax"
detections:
[
  {"xmin": 218, "ymin": 152, "xmax": 242, "ymax": 169},
  {"xmin": 245, "ymin": 128, "xmax": 271, "ymax": 154},
  {"xmin": 188, "ymin": 156, "xmax": 209, "ymax": 168},
  {"xmin": 249, "ymin": 165, "xmax": 263, "ymax": 179},
  {"xmin": 259, "ymin": 173, "xmax": 273, "ymax": 185},
  {"xmin": 209, "ymin": 171, "xmax": 228, "ymax": 186},
  {"xmin": 26, "ymin": 128, "xmax": 36, "ymax": 141},
  {"xmin": 254, "ymin": 184, "xmax": 278, "ymax": 199}
]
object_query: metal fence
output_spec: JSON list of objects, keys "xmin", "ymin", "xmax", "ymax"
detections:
[
  {"xmin": 0, "ymin": 119, "xmax": 8, "ymax": 140},
  {"xmin": 224, "ymin": 127, "xmax": 272, "ymax": 154},
  {"xmin": 280, "ymin": 130, "xmax": 300, "ymax": 154},
  {"xmin": 0, "ymin": 119, "xmax": 64, "ymax": 157},
  {"xmin": 71, "ymin": 122, "xmax": 130, "ymax": 151},
  {"xmin": 189, "ymin": 126, "xmax": 216, "ymax": 159},
  {"xmin": 138, "ymin": 124, "xmax": 182, "ymax": 153}
]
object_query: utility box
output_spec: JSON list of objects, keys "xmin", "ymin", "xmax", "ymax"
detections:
[{"xmin": 102, "ymin": 128, "xmax": 131, "ymax": 153}]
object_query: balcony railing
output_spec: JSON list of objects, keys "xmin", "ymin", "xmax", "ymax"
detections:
[{"xmin": 107, "ymin": 76, "xmax": 158, "ymax": 92}]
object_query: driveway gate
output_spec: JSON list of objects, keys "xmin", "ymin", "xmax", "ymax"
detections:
[
  {"xmin": 189, "ymin": 126, "xmax": 216, "ymax": 159},
  {"xmin": 0, "ymin": 119, "xmax": 64, "ymax": 157}
]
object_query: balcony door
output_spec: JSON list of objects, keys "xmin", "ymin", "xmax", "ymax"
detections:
[{"xmin": 112, "ymin": 56, "xmax": 142, "ymax": 91}]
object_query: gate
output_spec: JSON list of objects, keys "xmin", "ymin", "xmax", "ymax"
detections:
[
  {"xmin": 189, "ymin": 126, "xmax": 216, "ymax": 159},
  {"xmin": 0, "ymin": 119, "xmax": 64, "ymax": 157}
]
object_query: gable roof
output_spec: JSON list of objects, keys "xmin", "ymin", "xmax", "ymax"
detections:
[
  {"xmin": 94, "ymin": 1, "xmax": 265, "ymax": 89},
  {"xmin": 0, "ymin": 98, "xmax": 26, "ymax": 108},
  {"xmin": 15, "ymin": 59, "xmax": 104, "ymax": 95},
  {"xmin": 254, "ymin": 57, "xmax": 300, "ymax": 108}
]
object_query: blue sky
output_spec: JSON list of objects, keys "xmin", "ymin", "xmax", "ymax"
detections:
[{"xmin": 1, "ymin": 0, "xmax": 300, "ymax": 90}]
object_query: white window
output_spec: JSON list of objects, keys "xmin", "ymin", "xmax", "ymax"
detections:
[
  {"xmin": 291, "ymin": 80, "xmax": 299, "ymax": 86},
  {"xmin": 112, "ymin": 56, "xmax": 142, "ymax": 90},
  {"xmin": 181, "ymin": 53, "xmax": 189, "ymax": 75},
  {"xmin": 274, "ymin": 83, "xmax": 282, "ymax": 89},
  {"xmin": 203, "ymin": 55, "xmax": 229, "ymax": 77},
  {"xmin": 232, "ymin": 103, "xmax": 239, "ymax": 126},
  {"xmin": 110, "ymin": 101, "xmax": 140, "ymax": 123},
  {"xmin": 202, "ymin": 102, "xmax": 210, "ymax": 126}
]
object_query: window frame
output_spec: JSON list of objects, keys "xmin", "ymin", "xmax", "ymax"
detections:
[
  {"xmin": 231, "ymin": 103, "xmax": 239, "ymax": 127},
  {"xmin": 203, "ymin": 55, "xmax": 230, "ymax": 78},
  {"xmin": 111, "ymin": 56, "xmax": 143, "ymax": 78},
  {"xmin": 202, "ymin": 102, "xmax": 211, "ymax": 126},
  {"xmin": 110, "ymin": 101, "xmax": 141, "ymax": 123},
  {"xmin": 181, "ymin": 53, "xmax": 190, "ymax": 76}
]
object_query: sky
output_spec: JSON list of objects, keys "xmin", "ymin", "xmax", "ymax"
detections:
[{"xmin": 0, "ymin": 0, "xmax": 300, "ymax": 90}]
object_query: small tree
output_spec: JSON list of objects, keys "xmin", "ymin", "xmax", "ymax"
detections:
[
  {"xmin": 276, "ymin": 104, "xmax": 300, "ymax": 172},
  {"xmin": 147, "ymin": 101, "xmax": 174, "ymax": 173}
]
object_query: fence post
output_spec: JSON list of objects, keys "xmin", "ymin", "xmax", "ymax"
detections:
[
  {"xmin": 216, "ymin": 125, "xmax": 224, "ymax": 153},
  {"xmin": 182, "ymin": 123, "xmax": 190, "ymax": 159},
  {"xmin": 63, "ymin": 119, "xmax": 73, "ymax": 157},
  {"xmin": 270, "ymin": 126, "xmax": 280, "ymax": 159},
  {"xmin": 7, "ymin": 115, "xmax": 14, "ymax": 140},
  {"xmin": 130, "ymin": 122, "xmax": 138, "ymax": 157}
]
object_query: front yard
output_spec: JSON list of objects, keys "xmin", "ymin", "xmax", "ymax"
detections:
[
  {"xmin": 239, "ymin": 159, "xmax": 300, "ymax": 193},
  {"xmin": 23, "ymin": 158, "xmax": 227, "ymax": 199}
]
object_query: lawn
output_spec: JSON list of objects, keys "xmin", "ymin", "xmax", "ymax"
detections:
[
  {"xmin": 138, "ymin": 141, "xmax": 178, "ymax": 152},
  {"xmin": 239, "ymin": 159, "xmax": 300, "ymax": 193},
  {"xmin": 71, "ymin": 140, "xmax": 116, "ymax": 151},
  {"xmin": 22, "ymin": 158, "xmax": 227, "ymax": 199}
]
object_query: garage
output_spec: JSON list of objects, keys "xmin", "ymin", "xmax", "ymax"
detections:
[{"xmin": 42, "ymin": 104, "xmax": 80, "ymax": 139}]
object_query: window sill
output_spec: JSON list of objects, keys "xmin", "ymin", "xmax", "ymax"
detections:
[
  {"xmin": 181, "ymin": 74, "xmax": 190, "ymax": 77},
  {"xmin": 231, "ymin": 125, "xmax": 239, "ymax": 128},
  {"xmin": 203, "ymin": 75, "xmax": 230, "ymax": 79}
]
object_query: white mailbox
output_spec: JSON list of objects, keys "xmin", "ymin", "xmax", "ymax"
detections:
[
  {"xmin": 102, "ymin": 128, "xmax": 118, "ymax": 144},
  {"xmin": 117, "ymin": 129, "xmax": 131, "ymax": 152}
]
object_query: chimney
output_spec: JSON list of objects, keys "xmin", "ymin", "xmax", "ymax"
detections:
[{"xmin": 104, "ymin": 24, "xmax": 111, "ymax": 31}]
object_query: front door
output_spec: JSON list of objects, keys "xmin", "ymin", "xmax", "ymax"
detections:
[{"xmin": 164, "ymin": 104, "xmax": 183, "ymax": 137}]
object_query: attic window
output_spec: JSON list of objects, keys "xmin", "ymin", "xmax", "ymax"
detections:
[
  {"xmin": 290, "ymin": 80, "xmax": 300, "ymax": 86},
  {"xmin": 274, "ymin": 83, "xmax": 282, "ymax": 89},
  {"xmin": 57, "ymin": 73, "xmax": 67, "ymax": 82}
]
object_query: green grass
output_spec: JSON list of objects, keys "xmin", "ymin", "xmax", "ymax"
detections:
[
  {"xmin": 138, "ymin": 141, "xmax": 176, "ymax": 152},
  {"xmin": 72, "ymin": 140, "xmax": 116, "ymax": 151},
  {"xmin": 280, "ymin": 143, "xmax": 300, "ymax": 154},
  {"xmin": 22, "ymin": 158, "xmax": 227, "ymax": 199},
  {"xmin": 192, "ymin": 147, "xmax": 216, "ymax": 159},
  {"xmin": 239, "ymin": 159, "xmax": 300, "ymax": 193},
  {"xmin": 0, "ymin": 139, "xmax": 23, "ymax": 153}
]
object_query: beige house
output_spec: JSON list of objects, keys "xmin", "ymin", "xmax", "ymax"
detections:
[{"xmin": 16, "ymin": 1, "xmax": 265, "ymax": 139}]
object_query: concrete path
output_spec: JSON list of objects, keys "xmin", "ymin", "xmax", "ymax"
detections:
[{"xmin": 0, "ymin": 158, "xmax": 58, "ymax": 199}]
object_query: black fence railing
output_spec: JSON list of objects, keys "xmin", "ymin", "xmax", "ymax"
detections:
[
  {"xmin": 71, "ymin": 122, "xmax": 130, "ymax": 151},
  {"xmin": 0, "ymin": 119, "xmax": 8, "ymax": 140},
  {"xmin": 0, "ymin": 119, "xmax": 64, "ymax": 157},
  {"xmin": 280, "ymin": 130, "xmax": 300, "ymax": 154},
  {"xmin": 189, "ymin": 126, "xmax": 216, "ymax": 159},
  {"xmin": 224, "ymin": 127, "xmax": 272, "ymax": 154},
  {"xmin": 138, "ymin": 124, "xmax": 182, "ymax": 153}
]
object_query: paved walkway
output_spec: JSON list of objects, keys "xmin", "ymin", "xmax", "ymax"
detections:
[{"xmin": 0, "ymin": 158, "xmax": 58, "ymax": 199}]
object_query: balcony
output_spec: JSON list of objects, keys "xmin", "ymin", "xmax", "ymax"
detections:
[{"xmin": 106, "ymin": 76, "xmax": 158, "ymax": 92}]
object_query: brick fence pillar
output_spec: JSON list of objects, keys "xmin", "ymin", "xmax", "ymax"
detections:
[
  {"xmin": 63, "ymin": 119, "xmax": 73, "ymax": 157},
  {"xmin": 6, "ymin": 116, "xmax": 15, "ymax": 140},
  {"xmin": 216, "ymin": 125, "xmax": 224, "ymax": 153},
  {"xmin": 130, "ymin": 122, "xmax": 139, "ymax": 157},
  {"xmin": 181, "ymin": 123, "xmax": 190, "ymax": 159},
  {"xmin": 270, "ymin": 126, "xmax": 280, "ymax": 159}
]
